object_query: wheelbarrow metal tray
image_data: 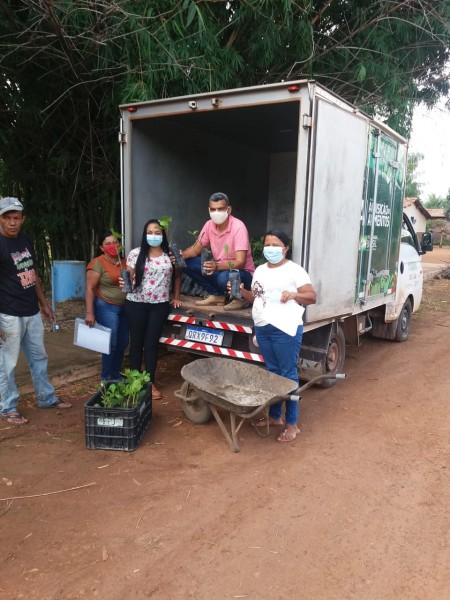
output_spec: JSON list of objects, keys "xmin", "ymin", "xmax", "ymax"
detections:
[{"xmin": 180, "ymin": 357, "xmax": 297, "ymax": 416}]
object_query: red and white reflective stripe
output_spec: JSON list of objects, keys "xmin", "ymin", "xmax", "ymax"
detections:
[
  {"xmin": 167, "ymin": 313, "xmax": 252, "ymax": 334},
  {"xmin": 168, "ymin": 314, "xmax": 196, "ymax": 325},
  {"xmin": 160, "ymin": 337, "xmax": 264, "ymax": 362},
  {"xmin": 206, "ymin": 320, "xmax": 252, "ymax": 333}
]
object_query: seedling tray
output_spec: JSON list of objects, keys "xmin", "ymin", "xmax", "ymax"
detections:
[{"xmin": 84, "ymin": 385, "xmax": 152, "ymax": 451}]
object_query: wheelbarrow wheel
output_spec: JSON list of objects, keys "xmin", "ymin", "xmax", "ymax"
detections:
[{"xmin": 179, "ymin": 381, "xmax": 213, "ymax": 424}]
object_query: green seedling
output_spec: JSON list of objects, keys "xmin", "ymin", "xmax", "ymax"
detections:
[
  {"xmin": 110, "ymin": 228, "xmax": 125, "ymax": 258},
  {"xmin": 99, "ymin": 369, "xmax": 151, "ymax": 409},
  {"xmin": 223, "ymin": 243, "xmax": 235, "ymax": 270},
  {"xmin": 159, "ymin": 216, "xmax": 172, "ymax": 235}
]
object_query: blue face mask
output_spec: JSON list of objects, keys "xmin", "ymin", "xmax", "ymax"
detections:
[
  {"xmin": 263, "ymin": 246, "xmax": 284, "ymax": 264},
  {"xmin": 147, "ymin": 234, "xmax": 163, "ymax": 247}
]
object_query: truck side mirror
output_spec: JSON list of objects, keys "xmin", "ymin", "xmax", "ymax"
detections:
[{"xmin": 421, "ymin": 232, "xmax": 433, "ymax": 253}]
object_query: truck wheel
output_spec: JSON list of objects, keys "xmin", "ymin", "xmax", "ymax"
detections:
[
  {"xmin": 179, "ymin": 381, "xmax": 212, "ymax": 424},
  {"xmin": 318, "ymin": 326, "xmax": 346, "ymax": 388},
  {"xmin": 394, "ymin": 298, "xmax": 412, "ymax": 342}
]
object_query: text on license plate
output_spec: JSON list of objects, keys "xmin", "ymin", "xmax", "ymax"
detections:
[{"xmin": 185, "ymin": 325, "xmax": 224, "ymax": 346}]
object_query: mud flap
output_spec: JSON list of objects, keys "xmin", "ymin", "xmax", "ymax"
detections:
[{"xmin": 371, "ymin": 318, "xmax": 398, "ymax": 340}]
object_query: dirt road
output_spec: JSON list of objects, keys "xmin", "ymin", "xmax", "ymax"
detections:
[{"xmin": 1, "ymin": 272, "xmax": 450, "ymax": 600}]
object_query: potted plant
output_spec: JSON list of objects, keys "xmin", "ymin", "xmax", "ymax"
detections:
[
  {"xmin": 84, "ymin": 369, "xmax": 152, "ymax": 451},
  {"xmin": 159, "ymin": 215, "xmax": 186, "ymax": 268},
  {"xmin": 110, "ymin": 227, "xmax": 125, "ymax": 259},
  {"xmin": 224, "ymin": 243, "xmax": 242, "ymax": 300}
]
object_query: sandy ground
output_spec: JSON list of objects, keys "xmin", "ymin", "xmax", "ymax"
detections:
[{"xmin": 1, "ymin": 251, "xmax": 450, "ymax": 600}]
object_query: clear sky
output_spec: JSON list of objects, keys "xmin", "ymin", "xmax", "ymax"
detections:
[{"xmin": 408, "ymin": 99, "xmax": 450, "ymax": 202}]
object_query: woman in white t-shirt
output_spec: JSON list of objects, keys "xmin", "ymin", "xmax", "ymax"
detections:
[{"xmin": 238, "ymin": 230, "xmax": 316, "ymax": 442}]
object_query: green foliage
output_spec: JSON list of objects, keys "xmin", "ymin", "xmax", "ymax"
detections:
[
  {"xmin": 425, "ymin": 194, "xmax": 448, "ymax": 208},
  {"xmin": 0, "ymin": 0, "xmax": 449, "ymax": 282},
  {"xmin": 424, "ymin": 193, "xmax": 450, "ymax": 221},
  {"xmin": 110, "ymin": 228, "xmax": 125, "ymax": 257},
  {"xmin": 159, "ymin": 216, "xmax": 172, "ymax": 233},
  {"xmin": 250, "ymin": 236, "xmax": 265, "ymax": 267},
  {"xmin": 99, "ymin": 369, "xmax": 151, "ymax": 409},
  {"xmin": 159, "ymin": 215, "xmax": 177, "ymax": 246},
  {"xmin": 405, "ymin": 153, "xmax": 424, "ymax": 198},
  {"xmin": 223, "ymin": 243, "xmax": 234, "ymax": 270}
]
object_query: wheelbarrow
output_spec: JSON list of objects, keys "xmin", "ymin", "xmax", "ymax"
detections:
[{"xmin": 174, "ymin": 357, "xmax": 344, "ymax": 452}]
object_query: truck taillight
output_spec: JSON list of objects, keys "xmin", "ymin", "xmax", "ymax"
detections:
[{"xmin": 128, "ymin": 107, "xmax": 137, "ymax": 113}]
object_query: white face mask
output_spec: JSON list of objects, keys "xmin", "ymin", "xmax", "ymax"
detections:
[
  {"xmin": 263, "ymin": 246, "xmax": 284, "ymax": 264},
  {"xmin": 209, "ymin": 210, "xmax": 228, "ymax": 225},
  {"xmin": 146, "ymin": 234, "xmax": 163, "ymax": 247}
]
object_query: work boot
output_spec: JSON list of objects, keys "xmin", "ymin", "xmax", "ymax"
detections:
[
  {"xmin": 195, "ymin": 295, "xmax": 225, "ymax": 306},
  {"xmin": 223, "ymin": 299, "xmax": 250, "ymax": 311}
]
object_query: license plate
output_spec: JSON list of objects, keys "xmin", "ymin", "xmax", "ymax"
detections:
[
  {"xmin": 97, "ymin": 417, "xmax": 124, "ymax": 427},
  {"xmin": 185, "ymin": 325, "xmax": 224, "ymax": 346}
]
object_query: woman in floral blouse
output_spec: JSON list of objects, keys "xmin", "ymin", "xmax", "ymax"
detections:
[{"xmin": 124, "ymin": 219, "xmax": 182, "ymax": 400}]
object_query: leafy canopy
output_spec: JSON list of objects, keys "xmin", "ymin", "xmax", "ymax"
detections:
[{"xmin": 0, "ymin": 0, "xmax": 449, "ymax": 274}]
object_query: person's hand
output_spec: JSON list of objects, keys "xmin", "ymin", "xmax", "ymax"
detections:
[
  {"xmin": 170, "ymin": 249, "xmax": 185, "ymax": 263},
  {"xmin": 203, "ymin": 260, "xmax": 216, "ymax": 275},
  {"xmin": 119, "ymin": 271, "xmax": 134, "ymax": 290},
  {"xmin": 41, "ymin": 303, "xmax": 55, "ymax": 323},
  {"xmin": 85, "ymin": 312, "xmax": 95, "ymax": 327},
  {"xmin": 170, "ymin": 298, "xmax": 183, "ymax": 308},
  {"xmin": 280, "ymin": 290, "xmax": 295, "ymax": 303}
]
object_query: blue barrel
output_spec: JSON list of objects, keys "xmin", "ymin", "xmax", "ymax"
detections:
[{"xmin": 51, "ymin": 260, "xmax": 86, "ymax": 303}]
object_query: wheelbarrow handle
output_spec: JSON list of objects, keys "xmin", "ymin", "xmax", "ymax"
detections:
[{"xmin": 294, "ymin": 371, "xmax": 346, "ymax": 394}]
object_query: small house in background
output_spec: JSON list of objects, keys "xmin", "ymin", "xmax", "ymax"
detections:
[
  {"xmin": 426, "ymin": 207, "xmax": 450, "ymax": 245},
  {"xmin": 426, "ymin": 208, "xmax": 447, "ymax": 219},
  {"xmin": 403, "ymin": 197, "xmax": 432, "ymax": 236}
]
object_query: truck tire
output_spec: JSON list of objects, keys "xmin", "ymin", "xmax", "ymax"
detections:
[
  {"xmin": 317, "ymin": 326, "xmax": 346, "ymax": 388},
  {"xmin": 394, "ymin": 298, "xmax": 412, "ymax": 342},
  {"xmin": 179, "ymin": 381, "xmax": 212, "ymax": 424}
]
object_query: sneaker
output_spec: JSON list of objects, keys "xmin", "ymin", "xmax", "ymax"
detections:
[
  {"xmin": 223, "ymin": 299, "xmax": 250, "ymax": 311},
  {"xmin": 195, "ymin": 295, "xmax": 225, "ymax": 306}
]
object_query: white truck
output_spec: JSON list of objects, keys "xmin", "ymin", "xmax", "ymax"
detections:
[{"xmin": 119, "ymin": 80, "xmax": 432, "ymax": 386}]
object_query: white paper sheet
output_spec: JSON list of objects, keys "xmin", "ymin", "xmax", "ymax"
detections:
[
  {"xmin": 73, "ymin": 317, "xmax": 111, "ymax": 354},
  {"xmin": 261, "ymin": 299, "xmax": 305, "ymax": 336}
]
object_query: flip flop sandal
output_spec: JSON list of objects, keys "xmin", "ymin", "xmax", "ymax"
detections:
[
  {"xmin": 0, "ymin": 411, "xmax": 29, "ymax": 426},
  {"xmin": 277, "ymin": 428, "xmax": 300, "ymax": 443},
  {"xmin": 42, "ymin": 400, "xmax": 72, "ymax": 409}
]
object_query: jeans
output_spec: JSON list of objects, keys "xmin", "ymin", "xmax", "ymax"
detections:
[
  {"xmin": 94, "ymin": 297, "xmax": 129, "ymax": 380},
  {"xmin": 255, "ymin": 323, "xmax": 303, "ymax": 426},
  {"xmin": 124, "ymin": 300, "xmax": 171, "ymax": 384},
  {"xmin": 184, "ymin": 257, "xmax": 253, "ymax": 296},
  {"xmin": 0, "ymin": 312, "xmax": 58, "ymax": 414}
]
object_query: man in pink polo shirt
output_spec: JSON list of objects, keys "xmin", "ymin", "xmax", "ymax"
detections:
[{"xmin": 181, "ymin": 192, "xmax": 255, "ymax": 310}]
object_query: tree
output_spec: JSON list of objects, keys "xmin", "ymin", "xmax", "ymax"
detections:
[
  {"xmin": 0, "ymin": 1, "xmax": 449, "ymax": 276},
  {"xmin": 425, "ymin": 193, "xmax": 448, "ymax": 208},
  {"xmin": 425, "ymin": 189, "xmax": 450, "ymax": 221},
  {"xmin": 424, "ymin": 190, "xmax": 450, "ymax": 235},
  {"xmin": 405, "ymin": 152, "xmax": 424, "ymax": 198}
]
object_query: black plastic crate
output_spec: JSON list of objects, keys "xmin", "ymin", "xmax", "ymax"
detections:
[{"xmin": 84, "ymin": 385, "xmax": 152, "ymax": 451}]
